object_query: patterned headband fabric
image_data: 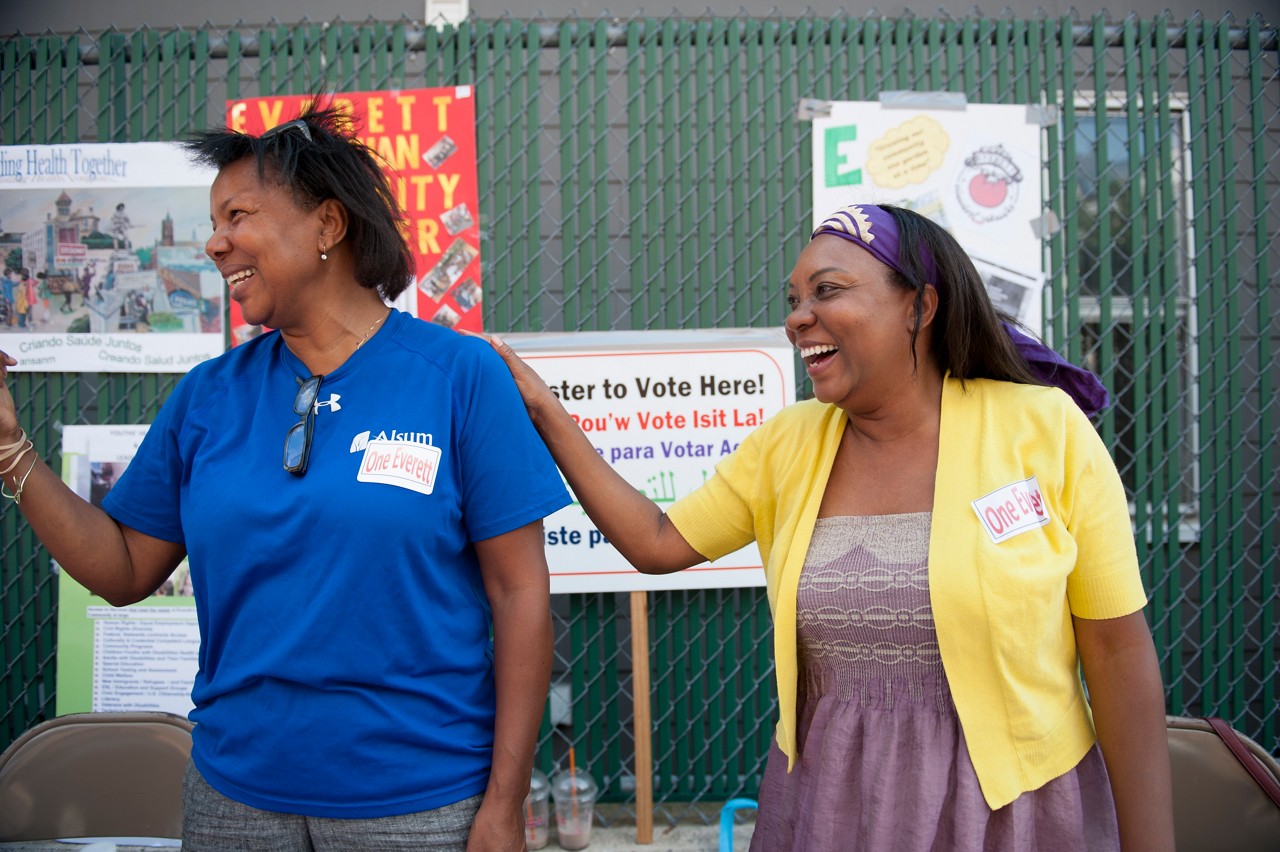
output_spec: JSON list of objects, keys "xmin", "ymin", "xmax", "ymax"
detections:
[
  {"xmin": 811, "ymin": 203, "xmax": 940, "ymax": 288},
  {"xmin": 810, "ymin": 203, "xmax": 1111, "ymax": 416}
]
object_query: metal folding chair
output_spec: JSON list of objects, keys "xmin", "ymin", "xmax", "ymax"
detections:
[{"xmin": 0, "ymin": 711, "xmax": 192, "ymax": 842}]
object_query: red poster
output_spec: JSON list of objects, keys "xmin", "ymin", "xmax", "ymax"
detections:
[{"xmin": 224, "ymin": 88, "xmax": 482, "ymax": 339}]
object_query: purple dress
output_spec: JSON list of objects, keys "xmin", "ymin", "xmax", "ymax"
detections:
[{"xmin": 749, "ymin": 514, "xmax": 1119, "ymax": 851}]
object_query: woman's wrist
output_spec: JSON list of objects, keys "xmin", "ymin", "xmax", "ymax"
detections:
[{"xmin": 0, "ymin": 429, "xmax": 33, "ymax": 476}]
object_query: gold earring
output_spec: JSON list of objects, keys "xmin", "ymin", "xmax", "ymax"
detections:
[{"xmin": 320, "ymin": 245, "xmax": 328, "ymax": 261}]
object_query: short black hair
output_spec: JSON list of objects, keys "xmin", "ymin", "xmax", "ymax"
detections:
[
  {"xmin": 183, "ymin": 98, "xmax": 414, "ymax": 300},
  {"xmin": 880, "ymin": 204, "xmax": 1040, "ymax": 386}
]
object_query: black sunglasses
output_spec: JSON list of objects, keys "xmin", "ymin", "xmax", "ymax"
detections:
[
  {"xmin": 261, "ymin": 118, "xmax": 313, "ymax": 143},
  {"xmin": 283, "ymin": 374, "xmax": 323, "ymax": 475}
]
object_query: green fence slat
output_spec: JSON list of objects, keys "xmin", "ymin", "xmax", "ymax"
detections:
[
  {"xmin": 1057, "ymin": 16, "xmax": 1078, "ymax": 359},
  {"xmin": 591, "ymin": 20, "xmax": 609, "ymax": 331},
  {"xmin": 693, "ymin": 19, "xmax": 712, "ymax": 329},
  {"xmin": 257, "ymin": 27, "xmax": 273, "ymax": 94},
  {"xmin": 225, "ymin": 30, "xmax": 241, "ymax": 101},
  {"xmin": 13, "ymin": 38, "xmax": 33, "ymax": 144},
  {"xmin": 1123, "ymin": 16, "xmax": 1148, "ymax": 577},
  {"xmin": 710, "ymin": 19, "xmax": 732, "ymax": 328},
  {"xmin": 557, "ymin": 21, "xmax": 577, "ymax": 330},
  {"xmin": 1150, "ymin": 17, "xmax": 1185, "ymax": 712},
  {"xmin": 523, "ymin": 22, "xmax": 542, "ymax": 331},
  {"xmin": 742, "ymin": 20, "xmax": 764, "ymax": 327},
  {"xmin": 372, "ymin": 23, "xmax": 389, "ymax": 90},
  {"xmin": 625, "ymin": 21, "xmax": 644, "ymax": 330},
  {"xmin": 1091, "ymin": 15, "xmax": 1116, "ymax": 448},
  {"xmin": 676, "ymin": 22, "xmax": 695, "ymax": 328},
  {"xmin": 355, "ymin": 26, "xmax": 372, "ymax": 91},
  {"xmin": 475, "ymin": 20, "xmax": 497, "ymax": 330},
  {"xmin": 1248, "ymin": 16, "xmax": 1276, "ymax": 748},
  {"xmin": 191, "ymin": 30, "xmax": 208, "ymax": 134},
  {"xmin": 995, "ymin": 19, "xmax": 1011, "ymax": 99},
  {"xmin": 1185, "ymin": 17, "xmax": 1216, "ymax": 714},
  {"xmin": 0, "ymin": 39, "xmax": 16, "ymax": 143},
  {"xmin": 1213, "ymin": 20, "xmax": 1245, "ymax": 719},
  {"xmin": 32, "ymin": 38, "xmax": 51, "ymax": 144}
]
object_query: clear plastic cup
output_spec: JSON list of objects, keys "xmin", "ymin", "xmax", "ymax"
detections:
[
  {"xmin": 524, "ymin": 768, "xmax": 550, "ymax": 850},
  {"xmin": 551, "ymin": 767, "xmax": 598, "ymax": 850}
]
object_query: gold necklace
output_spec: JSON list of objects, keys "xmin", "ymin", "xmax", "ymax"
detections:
[{"xmin": 356, "ymin": 309, "xmax": 391, "ymax": 349}]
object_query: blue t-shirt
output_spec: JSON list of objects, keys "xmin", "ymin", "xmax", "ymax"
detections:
[{"xmin": 103, "ymin": 310, "xmax": 570, "ymax": 817}]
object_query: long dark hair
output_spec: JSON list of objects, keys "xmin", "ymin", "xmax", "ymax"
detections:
[
  {"xmin": 881, "ymin": 205, "xmax": 1040, "ymax": 386},
  {"xmin": 183, "ymin": 98, "xmax": 414, "ymax": 300}
]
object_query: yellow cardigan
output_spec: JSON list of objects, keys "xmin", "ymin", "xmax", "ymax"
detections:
[{"xmin": 666, "ymin": 377, "xmax": 1148, "ymax": 809}]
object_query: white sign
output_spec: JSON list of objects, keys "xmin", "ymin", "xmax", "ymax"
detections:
[
  {"xmin": 812, "ymin": 101, "xmax": 1046, "ymax": 331},
  {"xmin": 0, "ymin": 142, "xmax": 222, "ymax": 373},
  {"xmin": 56, "ymin": 424, "xmax": 197, "ymax": 716},
  {"xmin": 507, "ymin": 328, "xmax": 797, "ymax": 594}
]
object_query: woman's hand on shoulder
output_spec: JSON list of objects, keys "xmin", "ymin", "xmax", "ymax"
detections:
[{"xmin": 458, "ymin": 329, "xmax": 559, "ymax": 426}]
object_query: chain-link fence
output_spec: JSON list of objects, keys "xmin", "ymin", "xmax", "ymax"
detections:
[{"xmin": 2, "ymin": 11, "xmax": 1277, "ymax": 827}]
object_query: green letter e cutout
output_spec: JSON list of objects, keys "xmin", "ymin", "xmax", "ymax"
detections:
[{"xmin": 824, "ymin": 124, "xmax": 862, "ymax": 188}]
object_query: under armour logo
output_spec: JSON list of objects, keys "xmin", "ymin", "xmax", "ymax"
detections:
[{"xmin": 314, "ymin": 393, "xmax": 342, "ymax": 413}]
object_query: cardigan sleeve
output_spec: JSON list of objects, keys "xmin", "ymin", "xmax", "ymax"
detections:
[
  {"xmin": 666, "ymin": 432, "xmax": 761, "ymax": 562},
  {"xmin": 1061, "ymin": 404, "xmax": 1149, "ymax": 619}
]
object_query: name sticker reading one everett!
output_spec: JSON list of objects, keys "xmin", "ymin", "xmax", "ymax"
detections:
[
  {"xmin": 357, "ymin": 439, "xmax": 442, "ymax": 495},
  {"xmin": 971, "ymin": 475, "xmax": 1049, "ymax": 544}
]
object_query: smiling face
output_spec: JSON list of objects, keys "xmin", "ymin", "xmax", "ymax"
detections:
[
  {"xmin": 785, "ymin": 234, "xmax": 936, "ymax": 413},
  {"xmin": 205, "ymin": 157, "xmax": 326, "ymax": 329}
]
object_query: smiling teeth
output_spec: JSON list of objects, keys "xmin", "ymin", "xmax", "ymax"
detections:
[
  {"xmin": 800, "ymin": 344, "xmax": 838, "ymax": 359},
  {"xmin": 226, "ymin": 269, "xmax": 256, "ymax": 285}
]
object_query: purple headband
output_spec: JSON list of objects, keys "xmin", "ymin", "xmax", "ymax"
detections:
[{"xmin": 812, "ymin": 203, "xmax": 1111, "ymax": 416}]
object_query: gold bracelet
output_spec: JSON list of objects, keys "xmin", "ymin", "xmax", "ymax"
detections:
[
  {"xmin": 1, "ymin": 452, "xmax": 38, "ymax": 505},
  {"xmin": 0, "ymin": 438, "xmax": 33, "ymax": 476},
  {"xmin": 0, "ymin": 429, "xmax": 26, "ymax": 458}
]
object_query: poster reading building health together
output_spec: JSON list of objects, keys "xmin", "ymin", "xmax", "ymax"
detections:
[
  {"xmin": 812, "ymin": 101, "xmax": 1046, "ymax": 331},
  {"xmin": 226, "ymin": 88, "xmax": 482, "ymax": 337},
  {"xmin": 55, "ymin": 424, "xmax": 198, "ymax": 716},
  {"xmin": 508, "ymin": 328, "xmax": 797, "ymax": 594},
  {"xmin": 0, "ymin": 142, "xmax": 222, "ymax": 372}
]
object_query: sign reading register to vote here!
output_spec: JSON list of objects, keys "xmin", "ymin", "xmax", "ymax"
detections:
[{"xmin": 507, "ymin": 328, "xmax": 797, "ymax": 594}]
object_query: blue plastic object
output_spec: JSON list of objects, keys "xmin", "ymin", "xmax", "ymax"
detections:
[{"xmin": 718, "ymin": 797, "xmax": 759, "ymax": 852}]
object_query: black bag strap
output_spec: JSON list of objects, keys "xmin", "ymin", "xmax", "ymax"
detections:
[{"xmin": 1204, "ymin": 716, "xmax": 1280, "ymax": 809}]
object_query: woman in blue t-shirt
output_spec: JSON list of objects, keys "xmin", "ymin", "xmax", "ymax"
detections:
[{"xmin": 0, "ymin": 101, "xmax": 569, "ymax": 851}]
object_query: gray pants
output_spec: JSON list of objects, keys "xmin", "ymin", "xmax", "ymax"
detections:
[{"xmin": 182, "ymin": 761, "xmax": 482, "ymax": 851}]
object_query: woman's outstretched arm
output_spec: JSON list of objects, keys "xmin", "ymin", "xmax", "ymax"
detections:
[
  {"xmin": 0, "ymin": 351, "xmax": 185, "ymax": 605},
  {"xmin": 477, "ymin": 334, "xmax": 704, "ymax": 574}
]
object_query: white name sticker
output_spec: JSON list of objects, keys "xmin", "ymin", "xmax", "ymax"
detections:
[
  {"xmin": 971, "ymin": 475, "xmax": 1050, "ymax": 543},
  {"xmin": 357, "ymin": 439, "xmax": 442, "ymax": 495}
]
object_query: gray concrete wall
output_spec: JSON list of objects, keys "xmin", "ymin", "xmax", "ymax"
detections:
[{"xmin": 7, "ymin": 0, "xmax": 1269, "ymax": 36}]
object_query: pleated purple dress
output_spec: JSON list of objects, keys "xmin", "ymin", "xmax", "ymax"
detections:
[{"xmin": 749, "ymin": 514, "xmax": 1119, "ymax": 852}]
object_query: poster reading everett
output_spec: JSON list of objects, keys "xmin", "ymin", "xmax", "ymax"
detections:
[
  {"xmin": 0, "ymin": 142, "xmax": 222, "ymax": 372},
  {"xmin": 812, "ymin": 102, "xmax": 1045, "ymax": 332},
  {"xmin": 226, "ymin": 88, "xmax": 482, "ymax": 336}
]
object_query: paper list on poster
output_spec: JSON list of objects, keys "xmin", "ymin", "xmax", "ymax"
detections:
[{"xmin": 89, "ymin": 606, "xmax": 198, "ymax": 714}]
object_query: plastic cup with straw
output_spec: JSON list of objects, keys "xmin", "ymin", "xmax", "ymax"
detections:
[{"xmin": 552, "ymin": 746, "xmax": 598, "ymax": 850}]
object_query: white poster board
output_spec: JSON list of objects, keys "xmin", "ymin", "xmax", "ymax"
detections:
[
  {"xmin": 55, "ymin": 424, "xmax": 198, "ymax": 716},
  {"xmin": 0, "ymin": 142, "xmax": 222, "ymax": 372},
  {"xmin": 811, "ymin": 101, "xmax": 1046, "ymax": 330},
  {"xmin": 507, "ymin": 328, "xmax": 797, "ymax": 594}
]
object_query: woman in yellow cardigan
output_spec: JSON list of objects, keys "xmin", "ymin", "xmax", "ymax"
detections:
[{"xmin": 482, "ymin": 203, "xmax": 1173, "ymax": 851}]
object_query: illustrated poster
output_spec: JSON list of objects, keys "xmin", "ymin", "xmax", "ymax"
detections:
[{"xmin": 0, "ymin": 143, "xmax": 222, "ymax": 372}]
